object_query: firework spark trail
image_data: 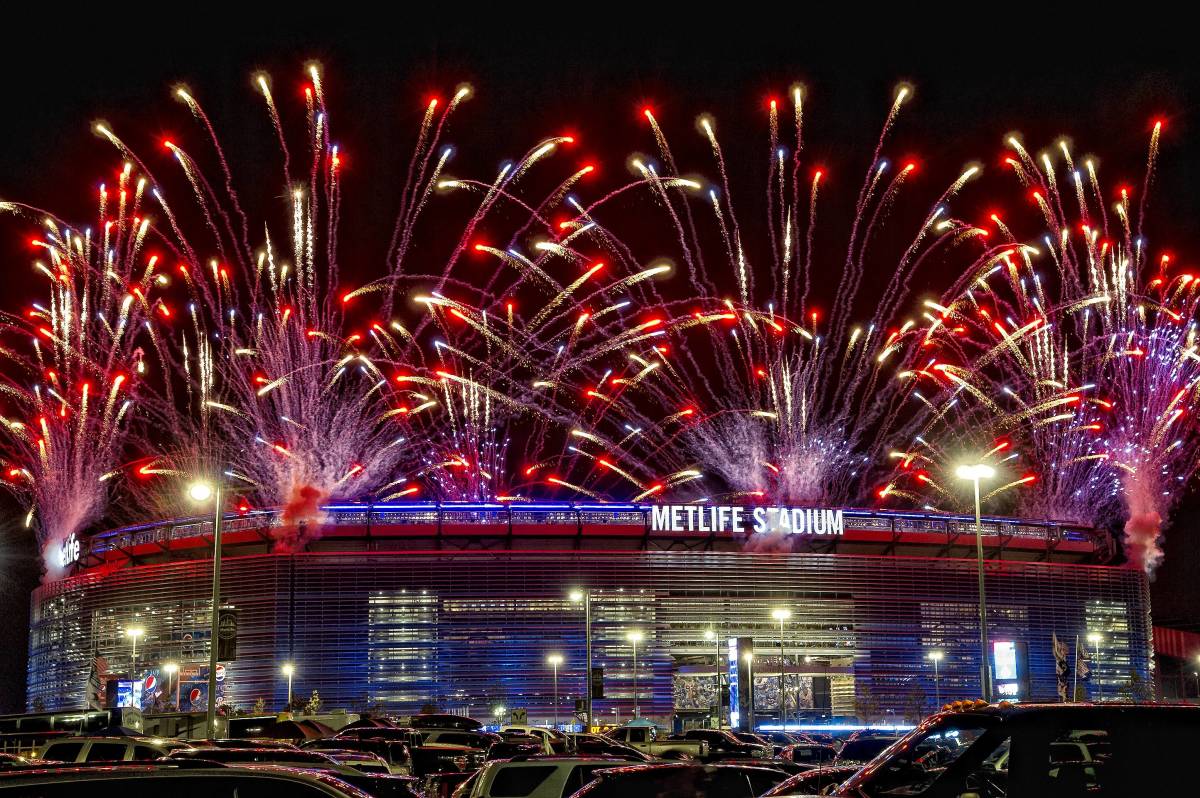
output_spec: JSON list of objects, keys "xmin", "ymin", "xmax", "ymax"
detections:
[
  {"xmin": 892, "ymin": 127, "xmax": 1200, "ymax": 573},
  {"xmin": 0, "ymin": 183, "xmax": 168, "ymax": 574},
  {"xmin": 7, "ymin": 67, "xmax": 1200, "ymax": 576}
]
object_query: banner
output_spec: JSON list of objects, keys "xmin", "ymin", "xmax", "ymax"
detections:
[{"xmin": 217, "ymin": 606, "xmax": 239, "ymax": 661}]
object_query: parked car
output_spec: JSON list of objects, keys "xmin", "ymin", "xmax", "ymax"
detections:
[
  {"xmin": 37, "ymin": 735, "xmax": 191, "ymax": 763},
  {"xmin": 499, "ymin": 725, "xmax": 565, "ymax": 744},
  {"xmin": 487, "ymin": 735, "xmax": 548, "ymax": 760},
  {"xmin": 466, "ymin": 756, "xmax": 635, "ymax": 798},
  {"xmin": 408, "ymin": 743, "xmax": 488, "ymax": 777},
  {"xmin": 826, "ymin": 702, "xmax": 1200, "ymax": 796},
  {"xmin": 0, "ymin": 763, "xmax": 379, "ymax": 796},
  {"xmin": 410, "ymin": 714, "xmax": 484, "ymax": 732},
  {"xmin": 568, "ymin": 762, "xmax": 791, "ymax": 798},
  {"xmin": 781, "ymin": 741, "xmax": 838, "ymax": 766},
  {"xmin": 606, "ymin": 724, "xmax": 708, "ymax": 759},
  {"xmin": 422, "ymin": 729, "xmax": 502, "ymax": 750},
  {"xmin": 560, "ymin": 734, "xmax": 652, "ymax": 761},
  {"xmin": 319, "ymin": 749, "xmax": 394, "ymax": 775},
  {"xmin": 165, "ymin": 748, "xmax": 421, "ymax": 797},
  {"xmin": 668, "ymin": 728, "xmax": 768, "ymax": 759},
  {"xmin": 761, "ymin": 765, "xmax": 860, "ymax": 796},
  {"xmin": 424, "ymin": 769, "xmax": 476, "ymax": 798},
  {"xmin": 0, "ymin": 754, "xmax": 29, "ymax": 771},
  {"xmin": 187, "ymin": 738, "xmax": 299, "ymax": 749},
  {"xmin": 831, "ymin": 734, "xmax": 900, "ymax": 767},
  {"xmin": 304, "ymin": 736, "xmax": 414, "ymax": 775}
]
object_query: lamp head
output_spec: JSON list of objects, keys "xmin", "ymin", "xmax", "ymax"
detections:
[
  {"xmin": 927, "ymin": 651, "xmax": 944, "ymax": 662},
  {"xmin": 955, "ymin": 463, "xmax": 996, "ymax": 482},
  {"xmin": 547, "ymin": 653, "xmax": 564, "ymax": 666},
  {"xmin": 163, "ymin": 662, "xmax": 178, "ymax": 674},
  {"xmin": 772, "ymin": 608, "xmax": 792, "ymax": 622},
  {"xmin": 627, "ymin": 630, "xmax": 644, "ymax": 644},
  {"xmin": 281, "ymin": 663, "xmax": 295, "ymax": 677},
  {"xmin": 125, "ymin": 627, "xmax": 145, "ymax": 640},
  {"xmin": 704, "ymin": 628, "xmax": 716, "ymax": 641},
  {"xmin": 568, "ymin": 589, "xmax": 584, "ymax": 603},
  {"xmin": 187, "ymin": 481, "xmax": 214, "ymax": 503}
]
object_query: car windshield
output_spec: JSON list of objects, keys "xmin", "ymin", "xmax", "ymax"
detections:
[{"xmin": 845, "ymin": 716, "xmax": 1001, "ymax": 798}]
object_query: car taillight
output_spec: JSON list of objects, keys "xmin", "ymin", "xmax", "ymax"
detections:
[{"xmin": 452, "ymin": 755, "xmax": 467, "ymax": 770}]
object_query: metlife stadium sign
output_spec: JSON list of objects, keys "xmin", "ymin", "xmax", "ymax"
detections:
[{"xmin": 650, "ymin": 505, "xmax": 845, "ymax": 536}]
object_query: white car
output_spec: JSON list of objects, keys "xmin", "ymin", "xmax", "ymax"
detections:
[
  {"xmin": 466, "ymin": 757, "xmax": 630, "ymax": 798},
  {"xmin": 498, "ymin": 725, "xmax": 564, "ymax": 745},
  {"xmin": 38, "ymin": 736, "xmax": 191, "ymax": 763}
]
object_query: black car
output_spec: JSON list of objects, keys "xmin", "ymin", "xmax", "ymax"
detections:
[
  {"xmin": 830, "ymin": 702, "xmax": 1200, "ymax": 796},
  {"xmin": 409, "ymin": 714, "xmax": 484, "ymax": 732},
  {"xmin": 762, "ymin": 765, "xmax": 860, "ymax": 796},
  {"xmin": 165, "ymin": 747, "xmax": 421, "ymax": 797},
  {"xmin": 781, "ymin": 741, "xmax": 838, "ymax": 766},
  {"xmin": 570, "ymin": 762, "xmax": 791, "ymax": 798},
  {"xmin": 0, "ymin": 763, "xmax": 380, "ymax": 796},
  {"xmin": 304, "ymin": 736, "xmax": 413, "ymax": 775},
  {"xmin": 831, "ymin": 734, "xmax": 900, "ymax": 767},
  {"xmin": 671, "ymin": 729, "xmax": 770, "ymax": 759}
]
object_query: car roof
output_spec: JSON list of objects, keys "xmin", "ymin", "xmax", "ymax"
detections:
[{"xmin": 0, "ymin": 763, "xmax": 375, "ymax": 791}]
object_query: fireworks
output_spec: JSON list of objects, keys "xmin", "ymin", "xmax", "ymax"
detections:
[
  {"xmin": 0, "ymin": 167, "xmax": 168, "ymax": 573},
  {"xmin": 2, "ymin": 67, "xmax": 1199, "ymax": 575},
  {"xmin": 888, "ymin": 124, "xmax": 1200, "ymax": 572}
]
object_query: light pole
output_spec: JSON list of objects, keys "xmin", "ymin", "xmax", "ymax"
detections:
[
  {"xmin": 743, "ymin": 651, "xmax": 755, "ymax": 731},
  {"xmin": 927, "ymin": 651, "xmax": 944, "ymax": 708},
  {"xmin": 125, "ymin": 627, "xmax": 145, "ymax": 677},
  {"xmin": 187, "ymin": 478, "xmax": 225, "ymax": 738},
  {"xmin": 163, "ymin": 662, "xmax": 179, "ymax": 709},
  {"xmin": 627, "ymin": 630, "xmax": 644, "ymax": 718},
  {"xmin": 282, "ymin": 663, "xmax": 296, "ymax": 707},
  {"xmin": 772, "ymin": 608, "xmax": 792, "ymax": 729},
  {"xmin": 955, "ymin": 463, "xmax": 996, "ymax": 702},
  {"xmin": 705, "ymin": 627, "xmax": 720, "ymax": 728},
  {"xmin": 547, "ymin": 654, "xmax": 564, "ymax": 728},
  {"xmin": 494, "ymin": 705, "xmax": 506, "ymax": 726},
  {"xmin": 1087, "ymin": 633, "xmax": 1103, "ymax": 701},
  {"xmin": 569, "ymin": 589, "xmax": 593, "ymax": 730}
]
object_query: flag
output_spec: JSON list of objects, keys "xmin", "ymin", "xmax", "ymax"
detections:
[
  {"xmin": 1052, "ymin": 632, "xmax": 1069, "ymax": 701},
  {"xmin": 86, "ymin": 652, "xmax": 108, "ymax": 710},
  {"xmin": 1076, "ymin": 639, "xmax": 1091, "ymax": 681}
]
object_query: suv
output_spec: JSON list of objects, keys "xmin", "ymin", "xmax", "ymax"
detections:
[
  {"xmin": 38, "ymin": 736, "xmax": 190, "ymax": 763},
  {"xmin": 832, "ymin": 702, "xmax": 1200, "ymax": 796},
  {"xmin": 466, "ymin": 757, "xmax": 633, "ymax": 798}
]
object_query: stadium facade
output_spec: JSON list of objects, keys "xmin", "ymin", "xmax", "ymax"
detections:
[{"xmin": 28, "ymin": 502, "xmax": 1151, "ymax": 726}]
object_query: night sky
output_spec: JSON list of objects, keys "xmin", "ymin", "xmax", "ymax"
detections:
[{"xmin": 1, "ymin": 16, "xmax": 1199, "ymax": 712}]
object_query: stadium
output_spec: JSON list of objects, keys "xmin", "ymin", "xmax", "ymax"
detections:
[{"xmin": 26, "ymin": 501, "xmax": 1150, "ymax": 728}]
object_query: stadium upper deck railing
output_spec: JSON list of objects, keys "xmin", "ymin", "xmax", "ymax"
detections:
[{"xmin": 74, "ymin": 502, "xmax": 1107, "ymax": 568}]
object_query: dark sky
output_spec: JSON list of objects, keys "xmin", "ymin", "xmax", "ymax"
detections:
[{"xmin": 2, "ymin": 16, "xmax": 1199, "ymax": 712}]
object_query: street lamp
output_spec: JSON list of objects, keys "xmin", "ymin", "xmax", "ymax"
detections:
[
  {"xmin": 772, "ymin": 609, "xmax": 792, "ymax": 729},
  {"xmin": 627, "ymin": 630, "xmax": 644, "ymax": 718},
  {"xmin": 163, "ymin": 662, "xmax": 179, "ymax": 709},
  {"xmin": 187, "ymin": 478, "xmax": 225, "ymax": 738},
  {"xmin": 569, "ymin": 589, "xmax": 593, "ymax": 730},
  {"xmin": 494, "ymin": 705, "xmax": 506, "ymax": 725},
  {"xmin": 547, "ymin": 654, "xmax": 564, "ymax": 729},
  {"xmin": 927, "ymin": 651, "xmax": 944, "ymax": 708},
  {"xmin": 282, "ymin": 663, "xmax": 296, "ymax": 707},
  {"xmin": 705, "ymin": 626, "xmax": 720, "ymax": 729},
  {"xmin": 955, "ymin": 462, "xmax": 996, "ymax": 701},
  {"xmin": 1087, "ymin": 632, "xmax": 1103, "ymax": 701},
  {"xmin": 125, "ymin": 627, "xmax": 145, "ymax": 676}
]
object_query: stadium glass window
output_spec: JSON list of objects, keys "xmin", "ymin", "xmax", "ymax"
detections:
[{"xmin": 490, "ymin": 765, "xmax": 558, "ymax": 797}]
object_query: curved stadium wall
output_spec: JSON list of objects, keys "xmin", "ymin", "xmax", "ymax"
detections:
[{"xmin": 28, "ymin": 504, "xmax": 1151, "ymax": 724}]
